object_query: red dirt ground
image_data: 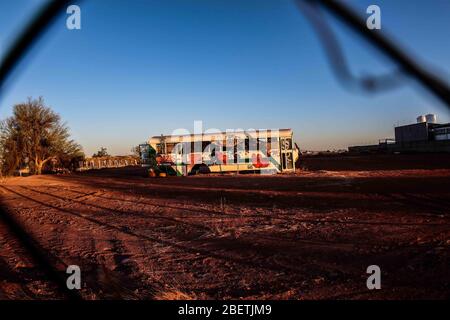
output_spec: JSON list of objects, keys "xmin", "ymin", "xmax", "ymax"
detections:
[{"xmin": 0, "ymin": 158, "xmax": 449, "ymax": 299}]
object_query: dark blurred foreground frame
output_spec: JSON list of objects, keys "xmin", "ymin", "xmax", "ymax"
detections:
[
  {"xmin": 0, "ymin": 0, "xmax": 74, "ymax": 95},
  {"xmin": 299, "ymin": 0, "xmax": 450, "ymax": 109}
]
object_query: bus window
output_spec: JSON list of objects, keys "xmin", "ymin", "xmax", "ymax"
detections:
[
  {"xmin": 166, "ymin": 143, "xmax": 176, "ymax": 153},
  {"xmin": 202, "ymin": 141, "xmax": 211, "ymax": 152},
  {"xmin": 156, "ymin": 143, "xmax": 163, "ymax": 154}
]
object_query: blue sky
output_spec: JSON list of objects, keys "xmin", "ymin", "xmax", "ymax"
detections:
[{"xmin": 1, "ymin": 0, "xmax": 450, "ymax": 155}]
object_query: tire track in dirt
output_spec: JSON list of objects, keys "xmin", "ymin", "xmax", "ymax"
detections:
[
  {"xmin": 20, "ymin": 185, "xmax": 213, "ymax": 234},
  {"xmin": 1, "ymin": 184, "xmax": 329, "ymax": 278},
  {"xmin": 23, "ymin": 184, "xmax": 389, "ymax": 252},
  {"xmin": 58, "ymin": 175, "xmax": 396, "ymax": 212},
  {"xmin": 61, "ymin": 217, "xmax": 157, "ymax": 299},
  {"xmin": 18, "ymin": 184, "xmax": 449, "ymax": 270},
  {"xmin": 7, "ymin": 185, "xmax": 294, "ymax": 297},
  {"xmin": 1, "ymin": 186, "xmax": 158, "ymax": 299},
  {"xmin": 0, "ymin": 202, "xmax": 81, "ymax": 300},
  {"xmin": 3, "ymin": 170, "xmax": 450, "ymax": 299},
  {"xmin": 38, "ymin": 184, "xmax": 450, "ymax": 229},
  {"xmin": 0, "ymin": 216, "xmax": 62, "ymax": 299},
  {"xmin": 20, "ymin": 184, "xmax": 431, "ymax": 299},
  {"xmin": 382, "ymin": 192, "xmax": 450, "ymax": 216}
]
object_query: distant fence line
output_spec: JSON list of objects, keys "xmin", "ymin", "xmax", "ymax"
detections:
[{"xmin": 78, "ymin": 156, "xmax": 139, "ymax": 171}]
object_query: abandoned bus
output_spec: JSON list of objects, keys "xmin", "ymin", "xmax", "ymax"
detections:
[{"xmin": 140, "ymin": 129, "xmax": 298, "ymax": 176}]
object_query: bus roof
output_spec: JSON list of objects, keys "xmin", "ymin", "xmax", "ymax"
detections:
[{"xmin": 149, "ymin": 128, "xmax": 293, "ymax": 144}]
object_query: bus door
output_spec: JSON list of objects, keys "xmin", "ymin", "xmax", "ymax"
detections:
[{"xmin": 280, "ymin": 137, "xmax": 294, "ymax": 171}]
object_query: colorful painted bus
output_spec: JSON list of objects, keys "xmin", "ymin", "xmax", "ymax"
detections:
[{"xmin": 140, "ymin": 129, "xmax": 298, "ymax": 176}]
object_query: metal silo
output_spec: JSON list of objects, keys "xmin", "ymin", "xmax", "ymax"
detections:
[
  {"xmin": 416, "ymin": 115, "xmax": 426, "ymax": 123},
  {"xmin": 425, "ymin": 114, "xmax": 437, "ymax": 124}
]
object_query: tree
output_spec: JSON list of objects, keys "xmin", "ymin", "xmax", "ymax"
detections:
[
  {"xmin": 0, "ymin": 117, "xmax": 24, "ymax": 175},
  {"xmin": 131, "ymin": 145, "xmax": 140, "ymax": 157},
  {"xmin": 0, "ymin": 97, "xmax": 83, "ymax": 175},
  {"xmin": 92, "ymin": 147, "xmax": 108, "ymax": 158}
]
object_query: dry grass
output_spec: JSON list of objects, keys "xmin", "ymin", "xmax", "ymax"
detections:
[{"xmin": 153, "ymin": 289, "xmax": 197, "ymax": 300}]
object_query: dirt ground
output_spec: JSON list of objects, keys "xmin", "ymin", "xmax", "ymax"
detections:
[{"xmin": 0, "ymin": 157, "xmax": 449, "ymax": 300}]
